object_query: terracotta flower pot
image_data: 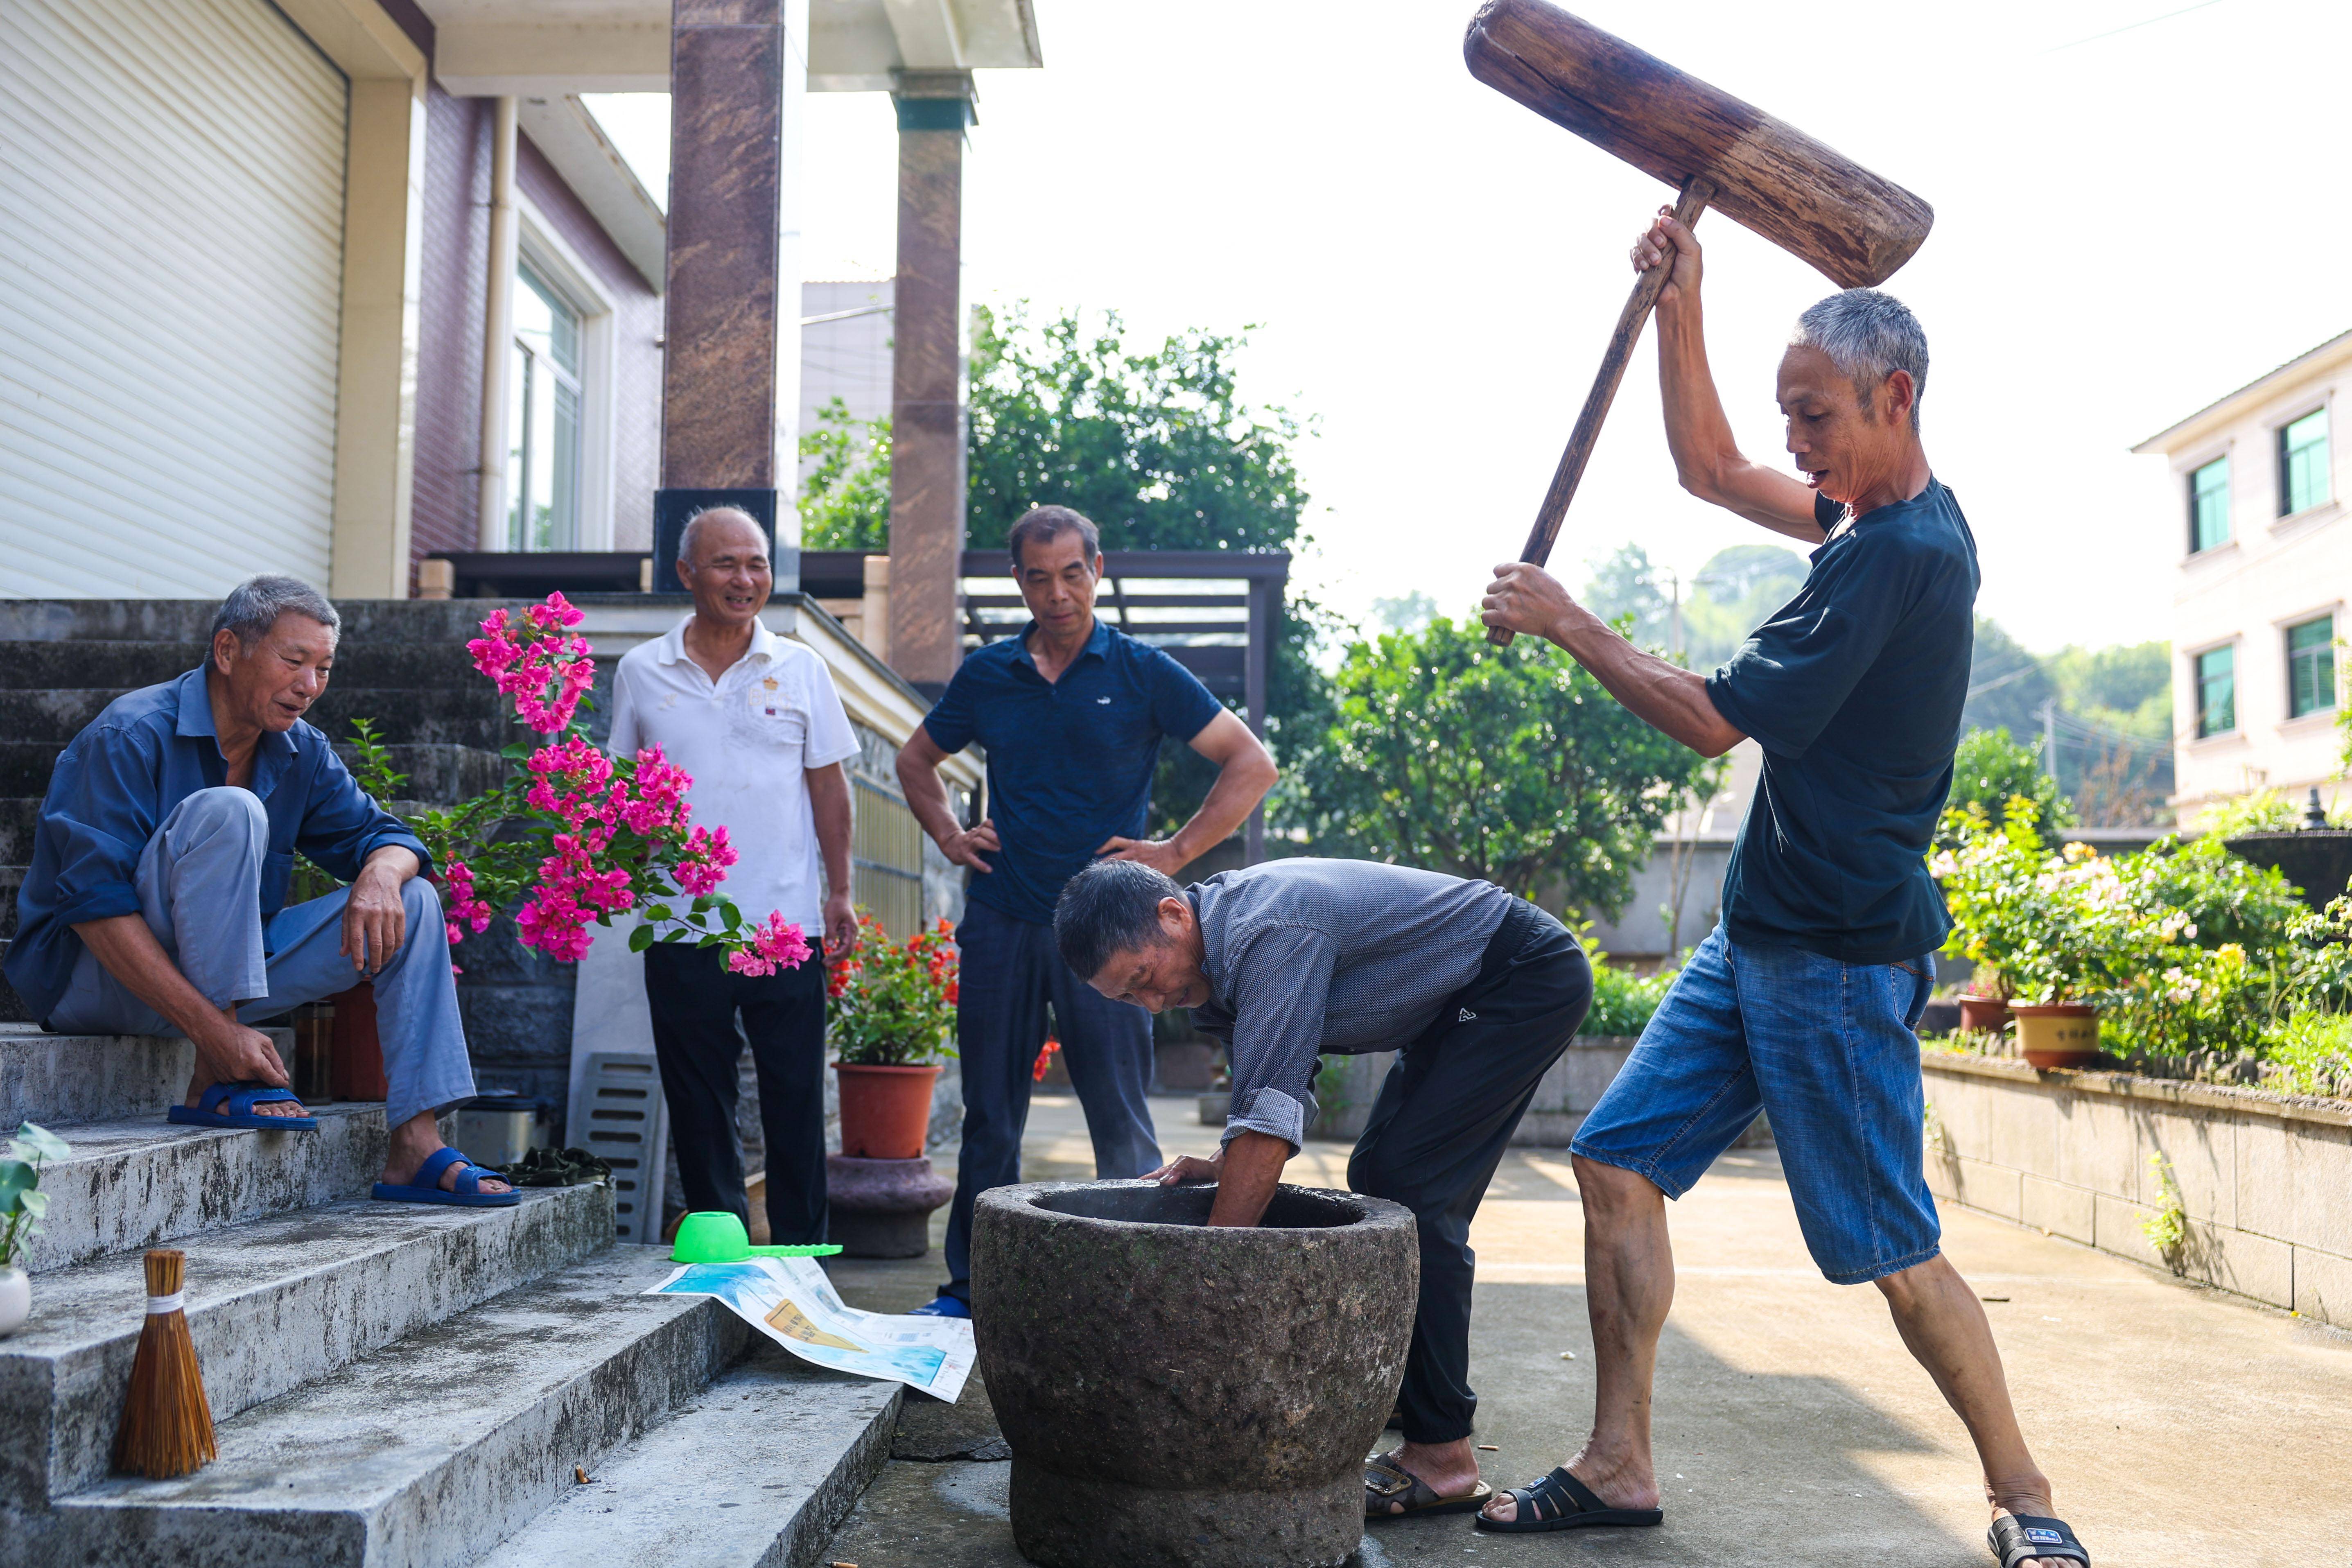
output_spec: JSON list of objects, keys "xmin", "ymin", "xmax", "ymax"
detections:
[
  {"xmin": 1956, "ymin": 993, "xmax": 2011, "ymax": 1036},
  {"xmin": 2011, "ymin": 1002, "xmax": 2099, "ymax": 1069},
  {"xmin": 835, "ymin": 1063, "xmax": 940, "ymax": 1160},
  {"xmin": 330, "ymin": 982, "xmax": 386, "ymax": 1101}
]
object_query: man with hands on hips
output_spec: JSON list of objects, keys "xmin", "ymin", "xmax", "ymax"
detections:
[
  {"xmin": 1471, "ymin": 210, "xmax": 2086, "ymax": 1568},
  {"xmin": 895, "ymin": 504, "xmax": 1277, "ymax": 1318}
]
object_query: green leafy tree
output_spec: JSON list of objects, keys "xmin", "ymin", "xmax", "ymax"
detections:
[
  {"xmin": 798, "ymin": 398, "xmax": 891, "ymax": 551},
  {"xmin": 1677, "ymin": 544, "xmax": 1809, "ymax": 669},
  {"xmin": 1288, "ymin": 617, "xmax": 1715, "ymax": 918},
  {"xmin": 1962, "ymin": 617, "xmax": 2059, "ymax": 739},
  {"xmin": 1943, "ymin": 728, "xmax": 2074, "ymax": 850}
]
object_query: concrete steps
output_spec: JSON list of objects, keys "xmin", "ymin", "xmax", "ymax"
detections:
[
  {"xmin": 0, "ymin": 1023, "xmax": 289, "ymax": 1128},
  {"xmin": 469, "ymin": 1344, "xmax": 899, "ymax": 1568},
  {"xmin": 23, "ymin": 1105, "xmax": 391, "ymax": 1273},
  {"xmin": 41, "ymin": 1249, "xmax": 755, "ymax": 1568},
  {"xmin": 0, "ymin": 1184, "xmax": 612, "ymax": 1508},
  {"xmin": 0, "ymin": 687, "xmax": 513, "ymax": 750}
]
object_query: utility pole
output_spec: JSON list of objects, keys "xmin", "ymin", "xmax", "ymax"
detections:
[{"xmin": 2040, "ymin": 698, "xmax": 2058, "ymax": 781}]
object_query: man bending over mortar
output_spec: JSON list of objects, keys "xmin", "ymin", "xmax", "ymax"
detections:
[
  {"xmin": 6, "ymin": 575, "xmax": 512, "ymax": 1206},
  {"xmin": 1473, "ymin": 212, "xmax": 2083, "ymax": 1568},
  {"xmin": 1054, "ymin": 855, "xmax": 1592, "ymax": 1522}
]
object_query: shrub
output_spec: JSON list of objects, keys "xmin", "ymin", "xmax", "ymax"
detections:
[
  {"xmin": 1942, "ymin": 728, "xmax": 2074, "ymax": 850},
  {"xmin": 1577, "ymin": 927, "xmax": 1679, "ymax": 1037},
  {"xmin": 828, "ymin": 915, "xmax": 959, "ymax": 1067}
]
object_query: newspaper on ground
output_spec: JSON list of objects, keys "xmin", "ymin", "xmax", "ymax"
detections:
[{"xmin": 645, "ymin": 1254, "xmax": 975, "ymax": 1402}]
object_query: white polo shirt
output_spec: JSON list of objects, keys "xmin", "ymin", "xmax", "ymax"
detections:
[{"xmin": 608, "ymin": 616, "xmax": 860, "ymax": 931}]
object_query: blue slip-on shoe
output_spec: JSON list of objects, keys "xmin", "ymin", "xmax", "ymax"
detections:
[
  {"xmin": 908, "ymin": 1295, "xmax": 971, "ymax": 1319},
  {"xmin": 372, "ymin": 1146, "xmax": 521, "ymax": 1208},
  {"xmin": 167, "ymin": 1081, "xmax": 319, "ymax": 1131}
]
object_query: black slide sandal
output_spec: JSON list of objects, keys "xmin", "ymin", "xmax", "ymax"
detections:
[
  {"xmin": 1363, "ymin": 1453, "xmax": 1493, "ymax": 1520},
  {"xmin": 1988, "ymin": 1514, "xmax": 2090, "ymax": 1567},
  {"xmin": 1472, "ymin": 1466, "xmax": 1663, "ymax": 1533}
]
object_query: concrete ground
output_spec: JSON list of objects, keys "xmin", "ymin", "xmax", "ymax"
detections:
[{"xmin": 820, "ymin": 1093, "xmax": 2352, "ymax": 1566}]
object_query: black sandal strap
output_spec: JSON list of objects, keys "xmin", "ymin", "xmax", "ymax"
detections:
[
  {"xmin": 1508, "ymin": 1468, "xmax": 1594, "ymax": 1523},
  {"xmin": 1989, "ymin": 1514, "xmax": 2090, "ymax": 1568}
]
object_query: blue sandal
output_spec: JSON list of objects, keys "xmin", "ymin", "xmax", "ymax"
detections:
[
  {"xmin": 372, "ymin": 1147, "xmax": 520, "ymax": 1208},
  {"xmin": 167, "ymin": 1082, "xmax": 319, "ymax": 1131}
]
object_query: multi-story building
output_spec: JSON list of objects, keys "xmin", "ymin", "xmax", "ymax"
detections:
[{"xmin": 2135, "ymin": 330, "xmax": 2350, "ymax": 829}]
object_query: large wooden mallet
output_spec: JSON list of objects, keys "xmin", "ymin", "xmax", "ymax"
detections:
[{"xmin": 1469, "ymin": 0, "xmax": 1934, "ymax": 645}]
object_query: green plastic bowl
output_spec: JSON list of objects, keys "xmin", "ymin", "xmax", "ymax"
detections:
[{"xmin": 669, "ymin": 1209, "xmax": 842, "ymax": 1263}]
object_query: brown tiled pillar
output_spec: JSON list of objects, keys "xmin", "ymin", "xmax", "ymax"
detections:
[
  {"xmin": 656, "ymin": 0, "xmax": 793, "ymax": 576},
  {"xmin": 887, "ymin": 71, "xmax": 974, "ymax": 696}
]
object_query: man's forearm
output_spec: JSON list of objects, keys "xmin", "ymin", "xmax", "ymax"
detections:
[
  {"xmin": 810, "ymin": 772, "xmax": 853, "ymax": 900},
  {"xmin": 895, "ymin": 747, "xmax": 964, "ymax": 849},
  {"xmin": 1170, "ymin": 752, "xmax": 1277, "ymax": 861},
  {"xmin": 1207, "ymin": 1130, "xmax": 1288, "ymax": 1227},
  {"xmin": 1655, "ymin": 290, "xmax": 1739, "ymax": 495},
  {"xmin": 359, "ymin": 845, "xmax": 420, "ymax": 884},
  {"xmin": 1550, "ymin": 604, "xmax": 1745, "ymax": 758},
  {"xmin": 72, "ymin": 915, "xmax": 235, "ymax": 1042}
]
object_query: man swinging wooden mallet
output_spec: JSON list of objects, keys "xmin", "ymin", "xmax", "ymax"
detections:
[{"xmin": 1470, "ymin": 5, "xmax": 2087, "ymax": 1565}]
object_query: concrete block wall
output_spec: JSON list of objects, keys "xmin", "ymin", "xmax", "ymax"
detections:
[{"xmin": 1921, "ymin": 1051, "xmax": 2352, "ymax": 1326}]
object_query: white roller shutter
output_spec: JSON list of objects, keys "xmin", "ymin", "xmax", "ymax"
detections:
[{"xmin": 0, "ymin": 0, "xmax": 347, "ymax": 599}]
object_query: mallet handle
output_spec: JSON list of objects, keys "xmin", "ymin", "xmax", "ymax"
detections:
[{"xmin": 1489, "ymin": 176, "xmax": 1715, "ymax": 647}]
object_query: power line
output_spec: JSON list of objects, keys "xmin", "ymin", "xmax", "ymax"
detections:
[{"xmin": 2036, "ymin": 0, "xmax": 2230, "ymax": 54}]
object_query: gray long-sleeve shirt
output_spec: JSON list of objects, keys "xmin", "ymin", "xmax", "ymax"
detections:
[{"xmin": 1185, "ymin": 859, "xmax": 1514, "ymax": 1153}]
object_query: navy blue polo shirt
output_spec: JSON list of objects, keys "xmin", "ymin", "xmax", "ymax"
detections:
[
  {"xmin": 1704, "ymin": 479, "xmax": 1979, "ymax": 965},
  {"xmin": 923, "ymin": 620, "xmax": 1225, "ymax": 926}
]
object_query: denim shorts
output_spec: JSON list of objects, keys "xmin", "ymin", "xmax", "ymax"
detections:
[{"xmin": 1570, "ymin": 925, "xmax": 1941, "ymax": 1285}]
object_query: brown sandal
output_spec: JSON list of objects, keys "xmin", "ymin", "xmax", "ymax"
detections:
[{"xmin": 1363, "ymin": 1451, "xmax": 1494, "ymax": 1520}]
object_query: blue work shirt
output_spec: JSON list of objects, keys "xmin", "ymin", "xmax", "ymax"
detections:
[
  {"xmin": 5, "ymin": 666, "xmax": 432, "ymax": 1023},
  {"xmin": 923, "ymin": 619, "xmax": 1225, "ymax": 926},
  {"xmin": 1704, "ymin": 479, "xmax": 1979, "ymax": 966}
]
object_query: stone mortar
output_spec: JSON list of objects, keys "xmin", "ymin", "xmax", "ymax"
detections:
[{"xmin": 971, "ymin": 1179, "xmax": 1417, "ymax": 1568}]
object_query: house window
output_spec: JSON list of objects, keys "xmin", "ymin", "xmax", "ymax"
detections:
[
  {"xmin": 2289, "ymin": 615, "xmax": 2337, "ymax": 718},
  {"xmin": 2195, "ymin": 646, "xmax": 2236, "ymax": 738},
  {"xmin": 2279, "ymin": 409, "xmax": 2329, "ymax": 517},
  {"xmin": 2188, "ymin": 455, "xmax": 2230, "ymax": 552},
  {"xmin": 507, "ymin": 264, "xmax": 583, "ymax": 551}
]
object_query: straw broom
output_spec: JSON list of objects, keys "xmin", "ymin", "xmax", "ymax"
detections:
[{"xmin": 114, "ymin": 1249, "xmax": 216, "ymax": 1477}]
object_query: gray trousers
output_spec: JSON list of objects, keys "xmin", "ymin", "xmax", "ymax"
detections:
[{"xmin": 47, "ymin": 787, "xmax": 476, "ymax": 1127}]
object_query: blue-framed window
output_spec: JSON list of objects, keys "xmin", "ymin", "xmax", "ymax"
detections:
[
  {"xmin": 2280, "ymin": 409, "xmax": 2329, "ymax": 517},
  {"xmin": 2189, "ymin": 455, "xmax": 2230, "ymax": 552},
  {"xmin": 2289, "ymin": 615, "xmax": 2336, "ymax": 718},
  {"xmin": 2195, "ymin": 645, "xmax": 2236, "ymax": 739}
]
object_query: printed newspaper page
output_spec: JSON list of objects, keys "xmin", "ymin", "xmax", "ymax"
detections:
[{"xmin": 646, "ymin": 1256, "xmax": 975, "ymax": 1401}]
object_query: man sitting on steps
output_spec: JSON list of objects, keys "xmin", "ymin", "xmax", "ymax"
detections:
[{"xmin": 4, "ymin": 575, "xmax": 513, "ymax": 1205}]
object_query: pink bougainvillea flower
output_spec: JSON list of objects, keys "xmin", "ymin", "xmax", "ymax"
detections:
[{"xmin": 726, "ymin": 910, "xmax": 813, "ymax": 977}]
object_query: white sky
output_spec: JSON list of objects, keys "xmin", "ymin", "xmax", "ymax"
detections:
[{"xmin": 589, "ymin": 0, "xmax": 2352, "ymax": 653}]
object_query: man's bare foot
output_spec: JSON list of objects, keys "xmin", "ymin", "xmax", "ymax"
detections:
[
  {"xmin": 1991, "ymin": 1480, "xmax": 2076, "ymax": 1568},
  {"xmin": 1370, "ymin": 1439, "xmax": 1482, "ymax": 1514},
  {"xmin": 184, "ymin": 1067, "xmax": 306, "ymax": 1118},
  {"xmin": 381, "ymin": 1110, "xmax": 512, "ymax": 1195},
  {"xmin": 1479, "ymin": 1441, "xmax": 1658, "ymax": 1524}
]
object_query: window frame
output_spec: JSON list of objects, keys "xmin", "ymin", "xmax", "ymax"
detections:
[
  {"xmin": 2277, "ymin": 404, "xmax": 2331, "ymax": 519},
  {"xmin": 508, "ymin": 199, "xmax": 619, "ymax": 551},
  {"xmin": 2286, "ymin": 613, "xmax": 2338, "ymax": 720},
  {"xmin": 2187, "ymin": 452, "xmax": 2231, "ymax": 554},
  {"xmin": 2193, "ymin": 642, "xmax": 2238, "ymax": 740}
]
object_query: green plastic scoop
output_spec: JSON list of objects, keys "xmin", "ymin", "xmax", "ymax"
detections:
[{"xmin": 669, "ymin": 1209, "xmax": 842, "ymax": 1263}]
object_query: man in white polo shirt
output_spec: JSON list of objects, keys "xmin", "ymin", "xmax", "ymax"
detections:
[{"xmin": 608, "ymin": 507, "xmax": 860, "ymax": 1245}]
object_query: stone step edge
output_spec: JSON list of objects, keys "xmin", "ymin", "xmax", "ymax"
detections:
[
  {"xmin": 1, "ymin": 1183, "xmax": 615, "ymax": 1509},
  {"xmin": 0, "ymin": 1025, "xmax": 295, "ymax": 1130},
  {"xmin": 467, "ymin": 1345, "xmax": 901, "ymax": 1568},
  {"xmin": 42, "ymin": 1248, "xmax": 753, "ymax": 1568},
  {"xmin": 24, "ymin": 1105, "xmax": 389, "ymax": 1274}
]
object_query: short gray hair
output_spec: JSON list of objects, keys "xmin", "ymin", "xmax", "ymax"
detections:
[
  {"xmin": 1055, "ymin": 859, "xmax": 1184, "ymax": 980},
  {"xmin": 212, "ymin": 574, "xmax": 339, "ymax": 649},
  {"xmin": 678, "ymin": 506, "xmax": 766, "ymax": 569},
  {"xmin": 1790, "ymin": 289, "xmax": 1928, "ymax": 428}
]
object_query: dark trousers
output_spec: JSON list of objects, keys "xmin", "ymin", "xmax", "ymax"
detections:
[
  {"xmin": 643, "ymin": 940, "xmax": 829, "ymax": 1246},
  {"xmin": 938, "ymin": 897, "xmax": 1163, "ymax": 1300},
  {"xmin": 1348, "ymin": 902, "xmax": 1592, "ymax": 1445}
]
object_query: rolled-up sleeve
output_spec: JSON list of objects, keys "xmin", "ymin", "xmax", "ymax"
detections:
[
  {"xmin": 36, "ymin": 730, "xmax": 159, "ymax": 930},
  {"xmin": 1219, "ymin": 923, "xmax": 1337, "ymax": 1155},
  {"xmin": 297, "ymin": 743, "xmax": 431, "ymax": 882}
]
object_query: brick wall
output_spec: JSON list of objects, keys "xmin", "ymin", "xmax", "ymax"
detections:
[{"xmin": 411, "ymin": 84, "xmax": 493, "ymax": 572}]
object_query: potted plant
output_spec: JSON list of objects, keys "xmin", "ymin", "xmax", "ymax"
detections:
[
  {"xmin": 828, "ymin": 915, "xmax": 959, "ymax": 1160},
  {"xmin": 0, "ymin": 1121, "xmax": 70, "ymax": 1336}
]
